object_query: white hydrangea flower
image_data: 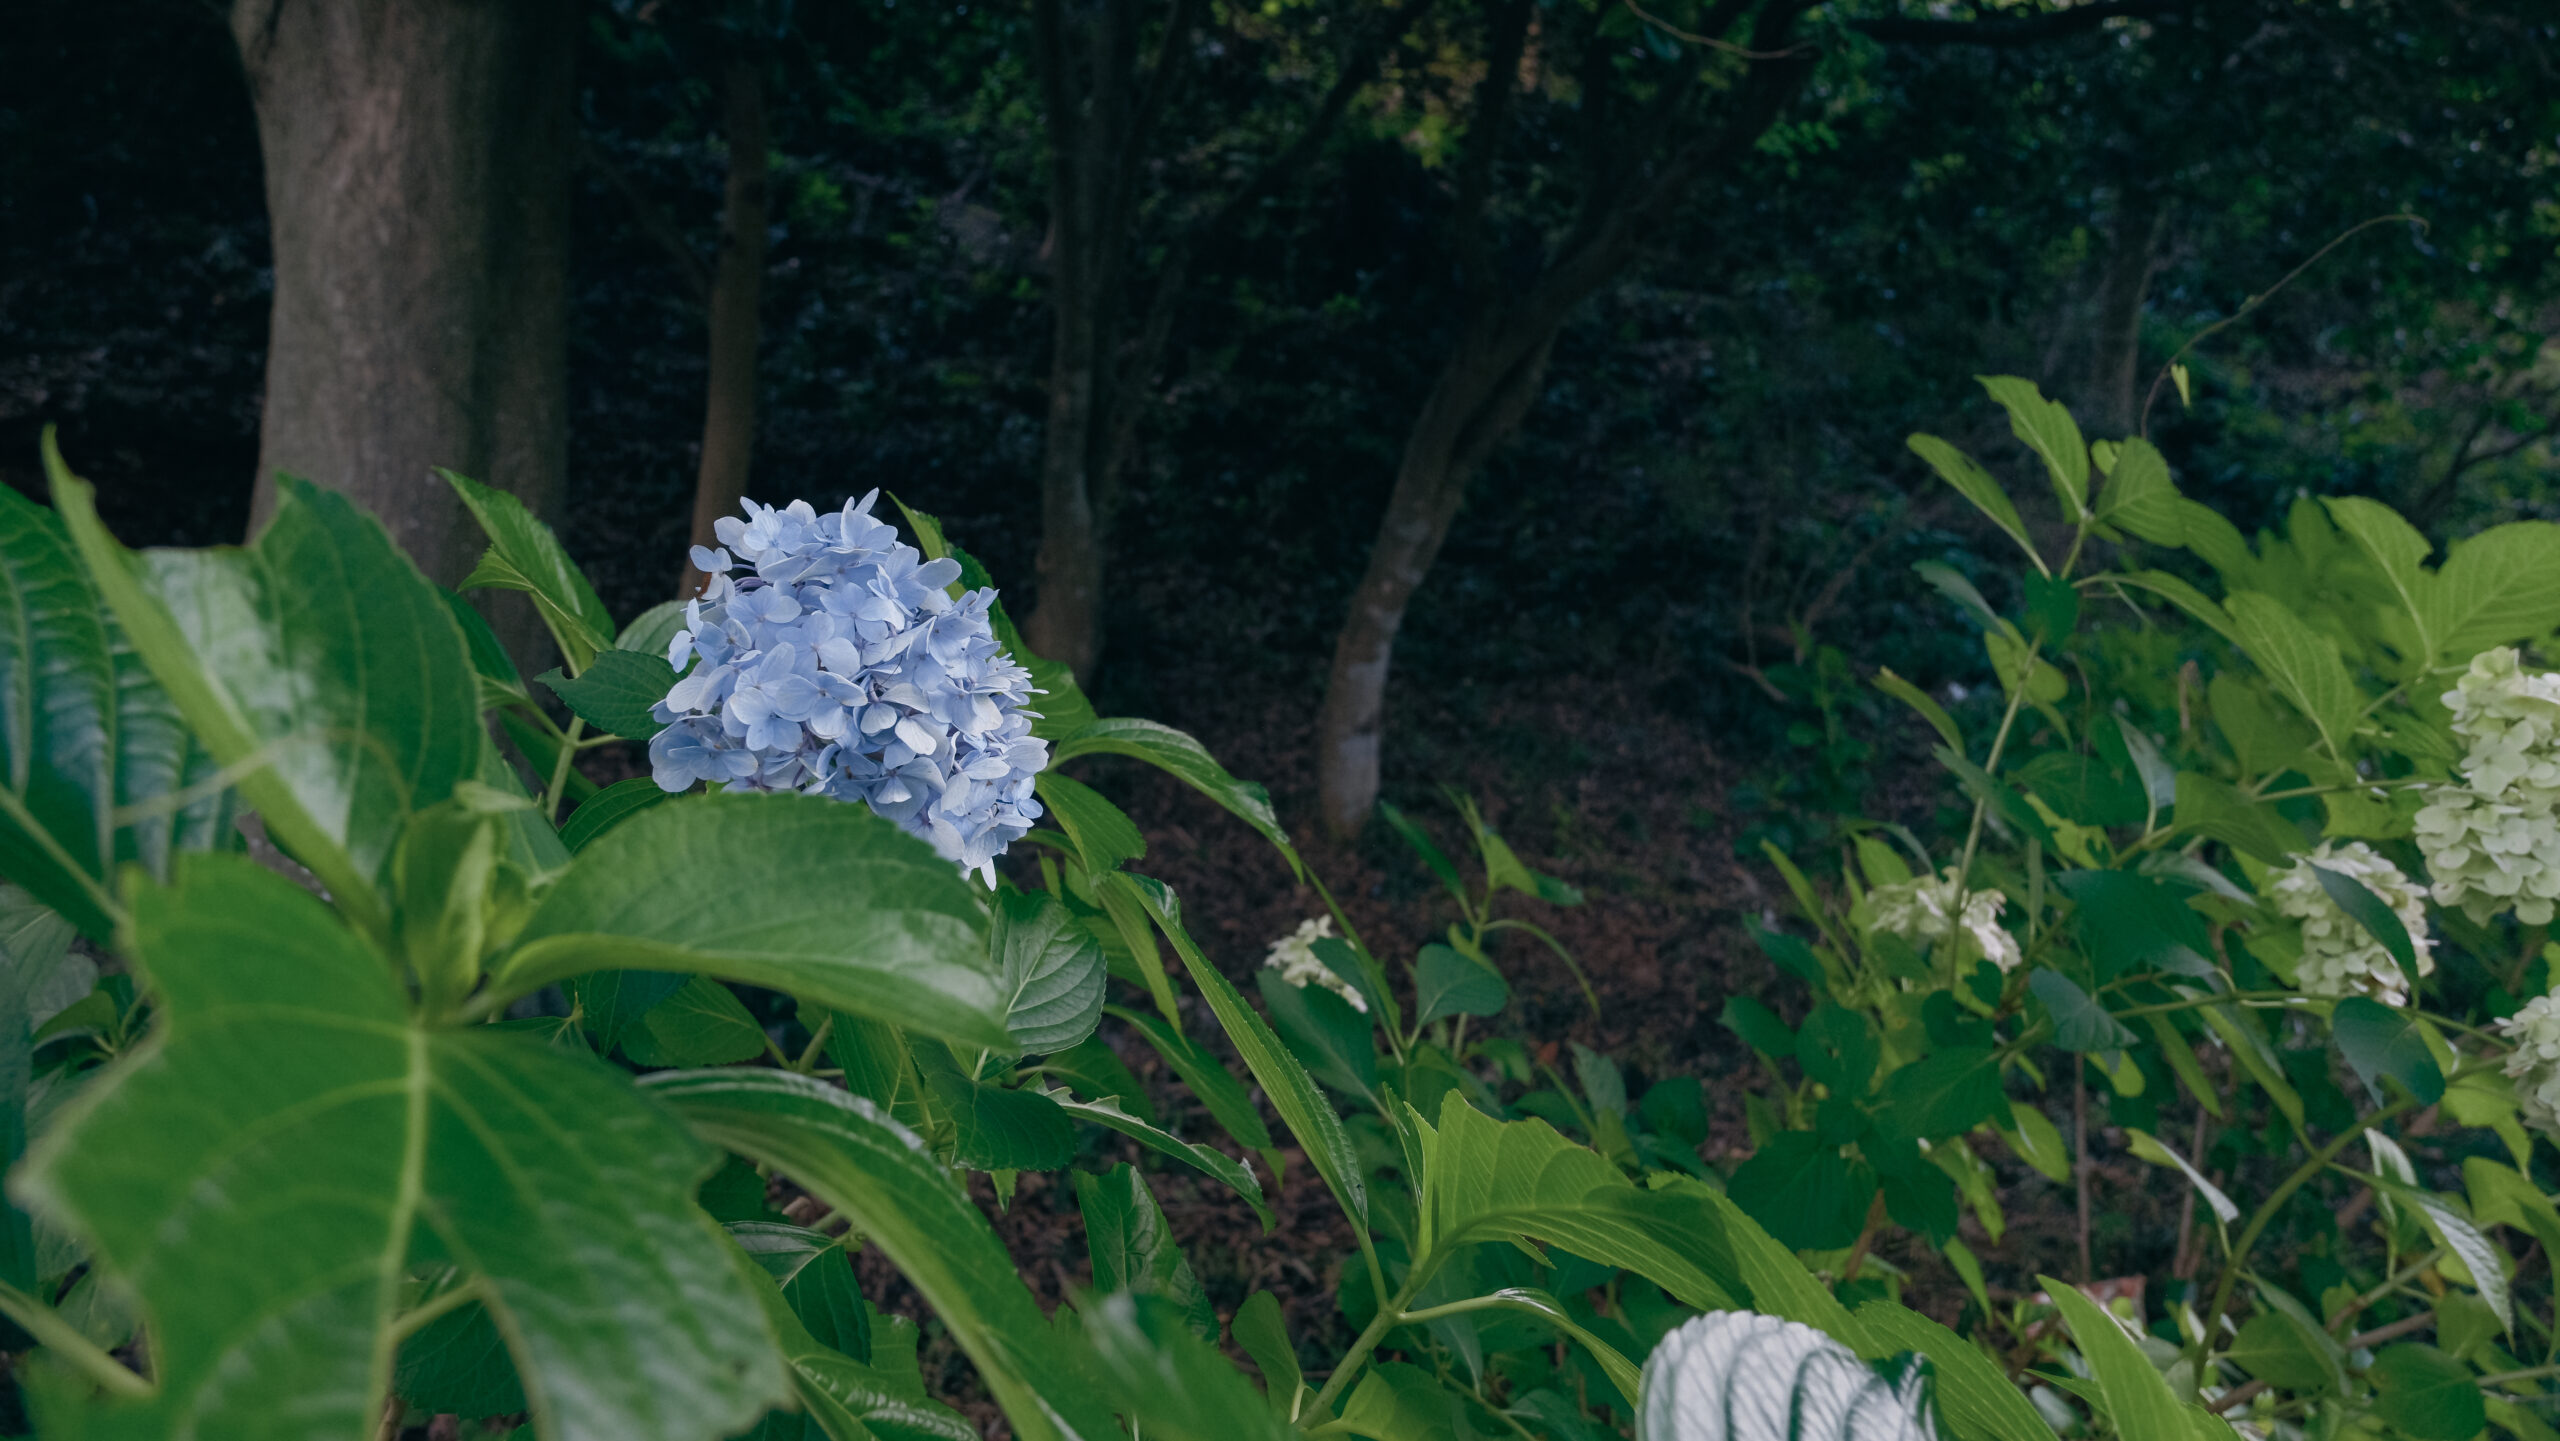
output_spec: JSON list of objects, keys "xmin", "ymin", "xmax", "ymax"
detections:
[
  {"xmin": 2417, "ymin": 648, "xmax": 2560, "ymax": 925},
  {"xmin": 1638, "ymin": 1312, "xmax": 1936, "ymax": 1441},
  {"xmin": 2267, "ymin": 841, "xmax": 2434, "ymax": 1006},
  {"xmin": 2499, "ymin": 993, "xmax": 2560, "ymax": 1137},
  {"xmin": 1261, "ymin": 916, "xmax": 1365, "ymax": 1012},
  {"xmin": 1867, "ymin": 868, "xmax": 2021, "ymax": 973}
]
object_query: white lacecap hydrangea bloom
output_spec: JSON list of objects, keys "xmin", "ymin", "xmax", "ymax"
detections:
[
  {"xmin": 2499, "ymin": 993, "xmax": 2560, "ymax": 1137},
  {"xmin": 1262, "ymin": 916, "xmax": 1365, "ymax": 1013},
  {"xmin": 2266, "ymin": 841, "xmax": 2434, "ymax": 1006},
  {"xmin": 2416, "ymin": 647, "xmax": 2560, "ymax": 925},
  {"xmin": 1638, "ymin": 1312, "xmax": 1936, "ymax": 1441},
  {"xmin": 648, "ymin": 493, "xmax": 1048, "ymax": 885},
  {"xmin": 1866, "ymin": 868, "xmax": 2021, "ymax": 973}
]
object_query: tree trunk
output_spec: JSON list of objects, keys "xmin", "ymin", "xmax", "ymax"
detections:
[
  {"xmin": 232, "ymin": 0, "xmax": 574, "ymax": 663},
  {"xmin": 679, "ymin": 49, "xmax": 770, "ymax": 598},
  {"xmin": 1316, "ymin": 321, "xmax": 1557, "ymax": 836},
  {"xmin": 2085, "ymin": 191, "xmax": 2167, "ymax": 435}
]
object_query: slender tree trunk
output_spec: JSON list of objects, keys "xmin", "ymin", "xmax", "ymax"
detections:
[
  {"xmin": 680, "ymin": 49, "xmax": 770, "ymax": 598},
  {"xmin": 232, "ymin": 0, "xmax": 574, "ymax": 663},
  {"xmin": 2086, "ymin": 190, "xmax": 2166, "ymax": 435}
]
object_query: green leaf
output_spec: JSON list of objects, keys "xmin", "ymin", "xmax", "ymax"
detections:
[
  {"xmin": 499, "ymin": 792, "xmax": 1009, "ymax": 1050},
  {"xmin": 618, "ymin": 600, "xmax": 690, "ymax": 660},
  {"xmin": 1413, "ymin": 944, "xmax": 1508, "ymax": 1027},
  {"xmin": 734, "ymin": 1226, "xmax": 976, "ymax": 1441},
  {"xmin": 1795, "ymin": 1005, "xmax": 1879, "ymax": 1093},
  {"xmin": 2093, "ymin": 437, "xmax": 2183, "ymax": 544},
  {"xmin": 2123, "ymin": 1128, "xmax": 2238, "ymax": 1225},
  {"xmin": 2333, "ymin": 996, "xmax": 2445, "ymax": 1105},
  {"xmin": 1908, "ymin": 433, "xmax": 2039, "ymax": 567},
  {"xmin": 622, "ymin": 975, "xmax": 768, "ymax": 1067},
  {"xmin": 1049, "ymin": 718, "xmax": 1292, "ymax": 862},
  {"xmin": 2368, "ymin": 1343, "xmax": 2486, "ymax": 1441},
  {"xmin": 994, "ymin": 889, "xmax": 1105, "ymax": 1056},
  {"xmin": 1409, "ymin": 1095, "xmax": 1744, "ymax": 1307},
  {"xmin": 1745, "ymin": 918, "xmax": 1830, "ymax": 987},
  {"xmin": 1883, "ymin": 1047, "xmax": 2005, "ymax": 1140},
  {"xmin": 1090, "ymin": 870, "xmax": 1181, "ymax": 1022},
  {"xmin": 2110, "ymin": 569, "xmax": 2245, "ymax": 650},
  {"xmin": 1109, "ymin": 1005, "xmax": 1276, "ymax": 1162},
  {"xmin": 2464, "ymin": 1156, "xmax": 2560, "ymax": 1261},
  {"xmin": 729, "ymin": 1222, "xmax": 871, "ymax": 1363},
  {"xmin": 2323, "ymin": 496, "xmax": 2438, "ymax": 660},
  {"xmin": 2039, "ymin": 1273, "xmax": 2187, "ymax": 1440},
  {"xmin": 538, "ymin": 649, "xmax": 676, "ymax": 741},
  {"xmin": 0, "ymin": 478, "xmax": 233, "ymax": 940},
  {"xmin": 1932, "ymin": 746, "xmax": 2056, "ymax": 850},
  {"xmin": 394, "ymin": 1293, "xmax": 526, "ymax": 1419},
  {"xmin": 1259, "ymin": 968, "xmax": 1379, "ymax": 1099},
  {"xmin": 2225, "ymin": 592, "xmax": 2357, "ymax": 758},
  {"xmin": 2225, "ymin": 1282, "xmax": 2345, "ymax": 1397},
  {"xmin": 1231, "ymin": 1290, "xmax": 1300, "ymax": 1417},
  {"xmin": 1997, "ymin": 1100, "xmax": 2072, "ymax": 1184},
  {"xmin": 1673, "ymin": 1177, "xmax": 1870, "ymax": 1351},
  {"xmin": 647, "ymin": 1068, "xmax": 1120, "ymax": 1441},
  {"xmin": 1037, "ymin": 772, "xmax": 1146, "ymax": 873},
  {"xmin": 445, "ymin": 469, "xmax": 615, "ymax": 672},
  {"xmin": 2311, "ymin": 864, "xmax": 2421, "ymax": 991},
  {"xmin": 1872, "ymin": 667, "xmax": 1963, "ymax": 752},
  {"xmin": 1853, "ymin": 1299, "xmax": 2055, "ymax": 1441},
  {"xmin": 1079, "ymin": 1291, "xmax": 1298, "ymax": 1441},
  {"xmin": 1379, "ymin": 801, "xmax": 1466, "ymax": 904},
  {"xmin": 2375, "ymin": 1179, "xmax": 2511, "ymax": 1333},
  {"xmin": 449, "ymin": 588, "xmax": 532, "ymax": 709},
  {"xmin": 1076, "ymin": 1165, "xmax": 1213, "ymax": 1336},
  {"xmin": 2053, "ymin": 871, "xmax": 2214, "ymax": 981},
  {"xmin": 0, "ymin": 885, "xmax": 86, "ymax": 1288},
  {"xmin": 1341, "ymin": 1361, "xmax": 1462, "ymax": 1441},
  {"xmin": 885, "ymin": 499, "xmax": 1101, "ymax": 743},
  {"xmin": 2199, "ymin": 1002, "xmax": 2305, "ymax": 1133},
  {"xmin": 1726, "ymin": 1130, "xmax": 1873, "ymax": 1251},
  {"xmin": 23, "ymin": 854, "xmax": 787, "ymax": 1440},
  {"xmin": 571, "ymin": 969, "xmax": 690, "ymax": 1057},
  {"xmin": 561, "ymin": 776, "xmax": 675, "ymax": 853},
  {"xmin": 2172, "ymin": 772, "xmax": 2304, "ymax": 864},
  {"xmin": 1122, "ymin": 877, "xmax": 1367, "ymax": 1228},
  {"xmin": 1718, "ymin": 995, "xmax": 1797, "ymax": 1058},
  {"xmin": 1038, "ymin": 1088, "xmax": 1271, "ymax": 1229},
  {"xmin": 910, "ymin": 1042, "xmax": 1074, "ymax": 1171},
  {"xmin": 2423, "ymin": 520, "xmax": 2560, "ymax": 663},
  {"xmin": 52, "ymin": 466, "xmax": 482, "ymax": 939},
  {"xmin": 1978, "ymin": 376, "xmax": 2091, "ymax": 521}
]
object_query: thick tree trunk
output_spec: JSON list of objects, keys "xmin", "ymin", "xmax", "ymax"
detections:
[
  {"xmin": 2086, "ymin": 191, "xmax": 2166, "ymax": 435},
  {"xmin": 1316, "ymin": 322, "xmax": 1557, "ymax": 836},
  {"xmin": 680, "ymin": 50, "xmax": 771, "ymax": 598},
  {"xmin": 232, "ymin": 0, "xmax": 574, "ymax": 660}
]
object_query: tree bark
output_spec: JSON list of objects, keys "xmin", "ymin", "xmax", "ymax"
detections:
[
  {"xmin": 679, "ymin": 48, "xmax": 771, "ymax": 598},
  {"xmin": 2085, "ymin": 190, "xmax": 2167, "ymax": 435},
  {"xmin": 1313, "ymin": 3, "xmax": 1816, "ymax": 837},
  {"xmin": 232, "ymin": 0, "xmax": 575, "ymax": 662}
]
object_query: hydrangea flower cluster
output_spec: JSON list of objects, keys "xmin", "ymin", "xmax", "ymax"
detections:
[
  {"xmin": 2415, "ymin": 648, "xmax": 2560, "ymax": 925},
  {"xmin": 1866, "ymin": 869, "xmax": 2021, "ymax": 973},
  {"xmin": 2266, "ymin": 841, "xmax": 2434, "ymax": 1006},
  {"xmin": 1262, "ymin": 916, "xmax": 1366, "ymax": 1012},
  {"xmin": 648, "ymin": 493, "xmax": 1048, "ymax": 884},
  {"xmin": 2498, "ymin": 993, "xmax": 2560, "ymax": 1138}
]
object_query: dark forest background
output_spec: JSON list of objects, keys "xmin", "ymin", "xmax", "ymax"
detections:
[{"xmin": 5, "ymin": 0, "xmax": 2558, "ymax": 1300}]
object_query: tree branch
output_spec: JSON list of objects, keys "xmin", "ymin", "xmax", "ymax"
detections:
[{"xmin": 1854, "ymin": 0, "xmax": 2175, "ymax": 47}]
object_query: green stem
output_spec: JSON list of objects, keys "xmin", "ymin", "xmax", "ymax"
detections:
[
  {"xmin": 545, "ymin": 715, "xmax": 585, "ymax": 823},
  {"xmin": 0, "ymin": 1278, "xmax": 150, "ymax": 1398},
  {"xmin": 1313, "ymin": 1265, "xmax": 1434, "ymax": 1415},
  {"xmin": 385, "ymin": 1280, "xmax": 485, "ymax": 1345},
  {"xmin": 1955, "ymin": 639, "xmax": 2039, "ymax": 886},
  {"xmin": 793, "ymin": 1017, "xmax": 835, "ymax": 1074},
  {"xmin": 2188, "ymin": 1097, "xmax": 2419, "ymax": 1371}
]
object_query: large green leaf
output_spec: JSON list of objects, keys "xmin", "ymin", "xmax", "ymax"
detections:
[
  {"xmin": 1122, "ymin": 876, "xmax": 1367, "ymax": 1228},
  {"xmin": 733, "ymin": 1234, "xmax": 972, "ymax": 1441},
  {"xmin": 2423, "ymin": 520, "xmax": 2560, "ymax": 662},
  {"xmin": 1258, "ymin": 968, "xmax": 1379, "ymax": 1098},
  {"xmin": 0, "ymin": 478, "xmax": 232, "ymax": 940},
  {"xmin": 1038, "ymin": 1089, "xmax": 1270, "ymax": 1228},
  {"xmin": 1978, "ymin": 376, "xmax": 2090, "ymax": 520},
  {"xmin": 0, "ymin": 886, "xmax": 86, "ymax": 1290},
  {"xmin": 1852, "ymin": 1300, "xmax": 2052, "ymax": 1441},
  {"xmin": 52, "ymin": 465, "xmax": 480, "ymax": 938},
  {"xmin": 994, "ymin": 889, "xmax": 1105, "ymax": 1056},
  {"xmin": 560, "ymin": 777, "xmax": 675, "ymax": 853},
  {"xmin": 1076, "ymin": 1165, "xmax": 1213, "ymax": 1335},
  {"xmin": 1037, "ymin": 772, "xmax": 1146, "ymax": 873},
  {"xmin": 1725, "ymin": 1130, "xmax": 1872, "ymax": 1251},
  {"xmin": 2311, "ymin": 865, "xmax": 2421, "ymax": 991},
  {"xmin": 1882, "ymin": 1047, "xmax": 2005, "ymax": 1140},
  {"xmin": 19, "ymin": 853, "xmax": 786, "ymax": 1440},
  {"xmin": 1078, "ymin": 1292, "xmax": 1298, "ymax": 1441},
  {"xmin": 446, "ymin": 470, "xmax": 616, "ymax": 672},
  {"xmin": 1908, "ymin": 434, "xmax": 2037, "ymax": 567},
  {"xmin": 2368, "ymin": 1343, "xmax": 2485, "ymax": 1441},
  {"xmin": 730, "ymin": 1222, "xmax": 871, "ymax": 1364},
  {"xmin": 2093, "ymin": 438, "xmax": 2183, "ymax": 544},
  {"xmin": 910, "ymin": 1042, "xmax": 1074, "ymax": 1171},
  {"xmin": 621, "ymin": 976, "xmax": 768, "ymax": 1067},
  {"xmin": 1109, "ymin": 1004, "xmax": 1279, "ymax": 1167},
  {"xmin": 538, "ymin": 649, "xmax": 676, "ymax": 741},
  {"xmin": 497, "ymin": 792, "xmax": 1008, "ymax": 1049},
  {"xmin": 2332, "ymin": 996, "xmax": 2445, "ymax": 1106},
  {"xmin": 2225, "ymin": 591, "xmax": 2358, "ymax": 758},
  {"xmin": 1047, "ymin": 719, "xmax": 1293, "ymax": 861},
  {"xmin": 1411, "ymin": 1095, "xmax": 1742, "ymax": 1309},
  {"xmin": 2040, "ymin": 1274, "xmax": 2187, "ymax": 1441},
  {"xmin": 1413, "ymin": 944, "xmax": 1508, "ymax": 1027},
  {"xmin": 645, "ymin": 1068, "xmax": 1120, "ymax": 1441},
  {"xmin": 2027, "ymin": 969, "xmax": 2137, "ymax": 1052},
  {"xmin": 2323, "ymin": 497, "xmax": 2438, "ymax": 663}
]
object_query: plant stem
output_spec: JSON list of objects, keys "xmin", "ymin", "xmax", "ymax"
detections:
[
  {"xmin": 1313, "ymin": 1266, "xmax": 1433, "ymax": 1414},
  {"xmin": 0, "ymin": 1278, "xmax": 150, "ymax": 1398},
  {"xmin": 546, "ymin": 715, "xmax": 586, "ymax": 823},
  {"xmin": 793, "ymin": 1017, "xmax": 835, "ymax": 1073}
]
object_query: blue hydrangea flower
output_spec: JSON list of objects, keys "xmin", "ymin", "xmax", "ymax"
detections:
[{"xmin": 647, "ymin": 493, "xmax": 1049, "ymax": 884}]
